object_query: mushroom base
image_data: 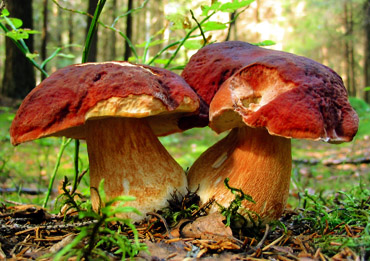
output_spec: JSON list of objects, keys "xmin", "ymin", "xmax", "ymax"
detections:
[
  {"xmin": 188, "ymin": 127, "xmax": 292, "ymax": 223},
  {"xmin": 86, "ymin": 117, "xmax": 187, "ymax": 222}
]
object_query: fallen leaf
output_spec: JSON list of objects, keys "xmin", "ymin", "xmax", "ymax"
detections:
[{"xmin": 181, "ymin": 212, "xmax": 233, "ymax": 241}]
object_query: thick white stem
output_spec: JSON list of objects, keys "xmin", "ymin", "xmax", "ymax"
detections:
[
  {"xmin": 188, "ymin": 126, "xmax": 291, "ymax": 222},
  {"xmin": 86, "ymin": 117, "xmax": 187, "ymax": 222}
]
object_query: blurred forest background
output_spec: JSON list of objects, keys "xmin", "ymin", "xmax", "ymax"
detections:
[{"xmin": 1, "ymin": 0, "xmax": 370, "ymax": 103}]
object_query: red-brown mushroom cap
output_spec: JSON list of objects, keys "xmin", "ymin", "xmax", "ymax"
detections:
[
  {"xmin": 182, "ymin": 41, "xmax": 274, "ymax": 106},
  {"xmin": 10, "ymin": 62, "xmax": 200, "ymax": 145},
  {"xmin": 209, "ymin": 53, "xmax": 359, "ymax": 143}
]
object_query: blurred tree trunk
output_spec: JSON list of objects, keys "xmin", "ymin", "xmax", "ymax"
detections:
[
  {"xmin": 225, "ymin": 12, "xmax": 236, "ymax": 41},
  {"xmin": 1, "ymin": 0, "xmax": 35, "ymax": 99},
  {"xmin": 56, "ymin": 5, "xmax": 63, "ymax": 46},
  {"xmin": 365, "ymin": 0, "xmax": 370, "ymax": 102},
  {"xmin": 344, "ymin": 0, "xmax": 356, "ymax": 96},
  {"xmin": 108, "ymin": 0, "xmax": 117, "ymax": 60},
  {"xmin": 68, "ymin": 10, "xmax": 74, "ymax": 56},
  {"xmin": 68, "ymin": 12, "xmax": 74, "ymax": 46},
  {"xmin": 41, "ymin": 0, "xmax": 48, "ymax": 80},
  {"xmin": 124, "ymin": 0, "xmax": 133, "ymax": 60},
  {"xmin": 86, "ymin": 0, "xmax": 99, "ymax": 62}
]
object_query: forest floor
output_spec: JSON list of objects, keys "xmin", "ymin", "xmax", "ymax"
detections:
[{"xmin": 0, "ymin": 137, "xmax": 369, "ymax": 260}]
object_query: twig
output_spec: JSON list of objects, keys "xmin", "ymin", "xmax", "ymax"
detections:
[
  {"xmin": 191, "ymin": 197, "xmax": 215, "ymax": 217},
  {"xmin": 190, "ymin": 10, "xmax": 207, "ymax": 47},
  {"xmin": 262, "ymin": 234, "xmax": 285, "ymax": 251},
  {"xmin": 255, "ymin": 224, "xmax": 270, "ymax": 249},
  {"xmin": 247, "ymin": 224, "xmax": 270, "ymax": 254},
  {"xmin": 71, "ymin": 169, "xmax": 88, "ymax": 195},
  {"xmin": 0, "ymin": 187, "xmax": 56, "ymax": 195},
  {"xmin": 147, "ymin": 212, "xmax": 173, "ymax": 239}
]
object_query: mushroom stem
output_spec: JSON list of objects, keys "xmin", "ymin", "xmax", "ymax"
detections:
[
  {"xmin": 188, "ymin": 126, "xmax": 292, "ymax": 222},
  {"xmin": 86, "ymin": 117, "xmax": 187, "ymax": 221}
]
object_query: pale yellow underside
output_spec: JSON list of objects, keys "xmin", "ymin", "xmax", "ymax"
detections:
[{"xmin": 86, "ymin": 95, "xmax": 198, "ymax": 120}]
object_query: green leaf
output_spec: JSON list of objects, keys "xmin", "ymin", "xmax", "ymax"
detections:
[
  {"xmin": 57, "ymin": 53, "xmax": 75, "ymax": 59},
  {"xmin": 8, "ymin": 17, "xmax": 23, "ymax": 28},
  {"xmin": 1, "ymin": 9, "xmax": 9, "ymax": 17},
  {"xmin": 26, "ymin": 52, "xmax": 39, "ymax": 59},
  {"xmin": 128, "ymin": 56, "xmax": 139, "ymax": 63},
  {"xmin": 220, "ymin": 0, "xmax": 255, "ymax": 12},
  {"xmin": 23, "ymin": 29, "xmax": 40, "ymax": 35},
  {"xmin": 166, "ymin": 14, "xmax": 191, "ymax": 30},
  {"xmin": 98, "ymin": 179, "xmax": 106, "ymax": 203},
  {"xmin": 5, "ymin": 29, "xmax": 40, "ymax": 41},
  {"xmin": 0, "ymin": 17, "xmax": 22, "ymax": 28},
  {"xmin": 253, "ymin": 40, "xmax": 276, "ymax": 46},
  {"xmin": 201, "ymin": 2, "xmax": 222, "ymax": 16},
  {"xmin": 184, "ymin": 39, "xmax": 203, "ymax": 50},
  {"xmin": 364, "ymin": 86, "xmax": 370, "ymax": 92},
  {"xmin": 136, "ymin": 39, "xmax": 166, "ymax": 48},
  {"xmin": 6, "ymin": 30, "xmax": 28, "ymax": 40},
  {"xmin": 110, "ymin": 195, "xmax": 137, "ymax": 202},
  {"xmin": 202, "ymin": 21, "xmax": 227, "ymax": 31},
  {"xmin": 151, "ymin": 58, "xmax": 170, "ymax": 64}
]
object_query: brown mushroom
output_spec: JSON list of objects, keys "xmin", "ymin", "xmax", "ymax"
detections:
[
  {"xmin": 10, "ymin": 61, "xmax": 201, "ymax": 222},
  {"xmin": 182, "ymin": 42, "xmax": 359, "ymax": 222}
]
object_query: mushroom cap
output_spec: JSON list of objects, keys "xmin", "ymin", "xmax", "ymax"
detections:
[
  {"xmin": 209, "ymin": 54, "xmax": 359, "ymax": 143},
  {"xmin": 10, "ymin": 62, "xmax": 201, "ymax": 145},
  {"xmin": 182, "ymin": 41, "xmax": 272, "ymax": 105}
]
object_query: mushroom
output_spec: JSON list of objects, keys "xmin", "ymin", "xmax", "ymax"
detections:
[
  {"xmin": 10, "ymin": 61, "xmax": 201, "ymax": 222},
  {"xmin": 182, "ymin": 41, "xmax": 359, "ymax": 222}
]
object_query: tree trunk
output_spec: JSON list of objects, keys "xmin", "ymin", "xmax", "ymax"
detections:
[
  {"xmin": 68, "ymin": 10, "xmax": 74, "ymax": 55},
  {"xmin": 365, "ymin": 0, "xmax": 370, "ymax": 102},
  {"xmin": 225, "ymin": 12, "xmax": 236, "ymax": 41},
  {"xmin": 41, "ymin": 0, "xmax": 48, "ymax": 80},
  {"xmin": 108, "ymin": 0, "xmax": 117, "ymax": 60},
  {"xmin": 1, "ymin": 0, "xmax": 35, "ymax": 99},
  {"xmin": 344, "ymin": 0, "xmax": 356, "ymax": 96},
  {"xmin": 86, "ymin": 0, "xmax": 99, "ymax": 62},
  {"xmin": 124, "ymin": 0, "xmax": 133, "ymax": 60}
]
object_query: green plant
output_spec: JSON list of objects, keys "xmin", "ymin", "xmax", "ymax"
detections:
[
  {"xmin": 161, "ymin": 189, "xmax": 201, "ymax": 226},
  {"xmin": 293, "ymin": 185, "xmax": 370, "ymax": 255},
  {"xmin": 218, "ymin": 178, "xmax": 257, "ymax": 228},
  {"xmin": 56, "ymin": 176, "xmax": 86, "ymax": 215},
  {"xmin": 52, "ymin": 180, "xmax": 147, "ymax": 260}
]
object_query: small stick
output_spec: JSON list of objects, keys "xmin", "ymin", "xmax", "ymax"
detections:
[
  {"xmin": 255, "ymin": 224, "xmax": 270, "ymax": 249},
  {"xmin": 247, "ymin": 224, "xmax": 270, "ymax": 255},
  {"xmin": 191, "ymin": 197, "xmax": 215, "ymax": 217},
  {"xmin": 262, "ymin": 234, "xmax": 285, "ymax": 251},
  {"xmin": 165, "ymin": 238, "xmax": 182, "ymax": 243},
  {"xmin": 344, "ymin": 224, "xmax": 354, "ymax": 237},
  {"xmin": 147, "ymin": 212, "xmax": 173, "ymax": 239},
  {"xmin": 165, "ymin": 252, "xmax": 177, "ymax": 260}
]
